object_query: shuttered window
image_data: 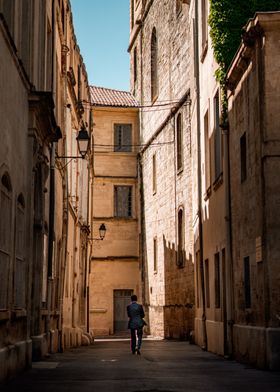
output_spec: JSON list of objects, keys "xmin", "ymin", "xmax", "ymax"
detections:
[
  {"xmin": 0, "ymin": 173, "xmax": 12, "ymax": 309},
  {"xmin": 14, "ymin": 194, "xmax": 26, "ymax": 308},
  {"xmin": 114, "ymin": 124, "xmax": 132, "ymax": 152},
  {"xmin": 114, "ymin": 186, "xmax": 132, "ymax": 218},
  {"xmin": 214, "ymin": 91, "xmax": 222, "ymax": 180}
]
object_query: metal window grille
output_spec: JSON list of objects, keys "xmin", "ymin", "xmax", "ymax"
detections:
[
  {"xmin": 114, "ymin": 186, "xmax": 132, "ymax": 218},
  {"xmin": 114, "ymin": 124, "xmax": 132, "ymax": 152}
]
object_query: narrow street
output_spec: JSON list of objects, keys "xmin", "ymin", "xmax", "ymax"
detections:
[{"xmin": 3, "ymin": 339, "xmax": 280, "ymax": 392}]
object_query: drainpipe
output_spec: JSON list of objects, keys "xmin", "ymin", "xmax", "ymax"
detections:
[
  {"xmin": 222, "ymin": 118, "xmax": 233, "ymax": 357},
  {"xmin": 194, "ymin": 0, "xmax": 207, "ymax": 350}
]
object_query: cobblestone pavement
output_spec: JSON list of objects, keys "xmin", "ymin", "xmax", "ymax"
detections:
[{"xmin": 2, "ymin": 339, "xmax": 280, "ymax": 392}]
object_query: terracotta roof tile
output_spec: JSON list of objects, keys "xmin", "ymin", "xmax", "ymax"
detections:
[{"xmin": 90, "ymin": 86, "xmax": 139, "ymax": 107}]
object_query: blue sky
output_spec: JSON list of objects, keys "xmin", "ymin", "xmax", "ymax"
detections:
[{"xmin": 70, "ymin": 0, "xmax": 130, "ymax": 91}]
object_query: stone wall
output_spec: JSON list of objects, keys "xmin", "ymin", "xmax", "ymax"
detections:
[
  {"xmin": 227, "ymin": 12, "xmax": 280, "ymax": 370},
  {"xmin": 130, "ymin": 0, "xmax": 194, "ymax": 339}
]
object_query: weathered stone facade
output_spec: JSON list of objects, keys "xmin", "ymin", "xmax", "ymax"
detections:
[
  {"xmin": 129, "ymin": 0, "xmax": 195, "ymax": 339},
  {"xmin": 0, "ymin": 0, "xmax": 92, "ymax": 382},
  {"xmin": 189, "ymin": 0, "xmax": 230, "ymax": 356},
  {"xmin": 227, "ymin": 12, "xmax": 280, "ymax": 370},
  {"xmin": 129, "ymin": 0, "xmax": 280, "ymax": 369}
]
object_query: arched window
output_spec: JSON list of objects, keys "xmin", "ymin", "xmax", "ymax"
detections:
[
  {"xmin": 151, "ymin": 27, "xmax": 158, "ymax": 102},
  {"xmin": 133, "ymin": 47, "xmax": 137, "ymax": 83},
  {"xmin": 14, "ymin": 193, "xmax": 26, "ymax": 308},
  {"xmin": 177, "ymin": 208, "xmax": 184, "ymax": 267},
  {"xmin": 176, "ymin": 113, "xmax": 183, "ymax": 171},
  {"xmin": 0, "ymin": 172, "xmax": 12, "ymax": 309}
]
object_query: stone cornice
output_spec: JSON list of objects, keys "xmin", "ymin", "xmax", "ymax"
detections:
[{"xmin": 226, "ymin": 12, "xmax": 280, "ymax": 92}]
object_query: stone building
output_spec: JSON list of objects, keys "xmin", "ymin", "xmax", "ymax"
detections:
[
  {"xmin": 189, "ymin": 0, "xmax": 232, "ymax": 357},
  {"xmin": 129, "ymin": 0, "xmax": 195, "ymax": 339},
  {"xmin": 56, "ymin": 0, "xmax": 93, "ymax": 352},
  {"xmin": 226, "ymin": 12, "xmax": 280, "ymax": 370},
  {"xmin": 0, "ymin": 0, "xmax": 92, "ymax": 382},
  {"xmin": 89, "ymin": 86, "xmax": 140, "ymax": 336}
]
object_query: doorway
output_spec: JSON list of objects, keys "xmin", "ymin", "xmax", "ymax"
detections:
[{"xmin": 113, "ymin": 289, "xmax": 133, "ymax": 332}]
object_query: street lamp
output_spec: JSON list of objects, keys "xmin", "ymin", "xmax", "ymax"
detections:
[
  {"xmin": 77, "ymin": 126, "xmax": 90, "ymax": 158},
  {"xmin": 88, "ymin": 223, "xmax": 107, "ymax": 241},
  {"xmin": 56, "ymin": 126, "xmax": 90, "ymax": 160}
]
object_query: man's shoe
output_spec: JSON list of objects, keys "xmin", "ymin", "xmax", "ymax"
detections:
[{"xmin": 136, "ymin": 349, "xmax": 141, "ymax": 355}]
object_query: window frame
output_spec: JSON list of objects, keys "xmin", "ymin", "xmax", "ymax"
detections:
[
  {"xmin": 213, "ymin": 90, "xmax": 222, "ymax": 182},
  {"xmin": 177, "ymin": 207, "xmax": 185, "ymax": 267},
  {"xmin": 14, "ymin": 193, "xmax": 26, "ymax": 309},
  {"xmin": 153, "ymin": 237, "xmax": 158, "ymax": 273},
  {"xmin": 151, "ymin": 27, "xmax": 158, "ymax": 103},
  {"xmin": 114, "ymin": 185, "xmax": 133, "ymax": 218},
  {"xmin": 0, "ymin": 172, "xmax": 13, "ymax": 310},
  {"xmin": 244, "ymin": 256, "xmax": 251, "ymax": 309},
  {"xmin": 240, "ymin": 132, "xmax": 247, "ymax": 183},
  {"xmin": 152, "ymin": 153, "xmax": 157, "ymax": 194},
  {"xmin": 176, "ymin": 113, "xmax": 183, "ymax": 172},
  {"xmin": 114, "ymin": 123, "xmax": 133, "ymax": 152}
]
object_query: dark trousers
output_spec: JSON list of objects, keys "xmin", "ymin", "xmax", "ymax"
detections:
[{"xmin": 130, "ymin": 327, "xmax": 143, "ymax": 352}]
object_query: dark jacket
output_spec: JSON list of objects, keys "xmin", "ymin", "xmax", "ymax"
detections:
[{"xmin": 127, "ymin": 301, "xmax": 145, "ymax": 329}]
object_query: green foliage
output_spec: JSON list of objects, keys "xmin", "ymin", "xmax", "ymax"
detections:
[
  {"xmin": 209, "ymin": 0, "xmax": 280, "ymax": 78},
  {"xmin": 209, "ymin": 0, "xmax": 280, "ymax": 116}
]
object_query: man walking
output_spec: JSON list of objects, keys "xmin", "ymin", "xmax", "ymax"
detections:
[{"xmin": 127, "ymin": 294, "xmax": 146, "ymax": 355}]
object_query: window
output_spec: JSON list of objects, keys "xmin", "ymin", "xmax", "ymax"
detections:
[
  {"xmin": 204, "ymin": 110, "xmax": 211, "ymax": 192},
  {"xmin": 151, "ymin": 27, "xmax": 158, "ymax": 102},
  {"xmin": 177, "ymin": 208, "xmax": 184, "ymax": 267},
  {"xmin": 176, "ymin": 113, "xmax": 183, "ymax": 171},
  {"xmin": 214, "ymin": 91, "xmax": 222, "ymax": 180},
  {"xmin": 133, "ymin": 47, "xmax": 137, "ymax": 83},
  {"xmin": 244, "ymin": 256, "xmax": 251, "ymax": 308},
  {"xmin": 152, "ymin": 153, "xmax": 157, "ymax": 194},
  {"xmin": 114, "ymin": 186, "xmax": 132, "ymax": 218},
  {"xmin": 201, "ymin": 0, "xmax": 208, "ymax": 50},
  {"xmin": 14, "ymin": 194, "xmax": 26, "ymax": 308},
  {"xmin": 0, "ymin": 173, "xmax": 12, "ymax": 309},
  {"xmin": 77, "ymin": 65, "xmax": 81, "ymax": 102},
  {"xmin": 214, "ymin": 252, "xmax": 221, "ymax": 308},
  {"xmin": 114, "ymin": 124, "xmax": 132, "ymax": 152},
  {"xmin": 153, "ymin": 237, "xmax": 157, "ymax": 272},
  {"xmin": 131, "ymin": 0, "xmax": 134, "ymax": 28},
  {"xmin": 205, "ymin": 259, "xmax": 210, "ymax": 308},
  {"xmin": 240, "ymin": 132, "xmax": 247, "ymax": 183},
  {"xmin": 196, "ymin": 251, "xmax": 201, "ymax": 308}
]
